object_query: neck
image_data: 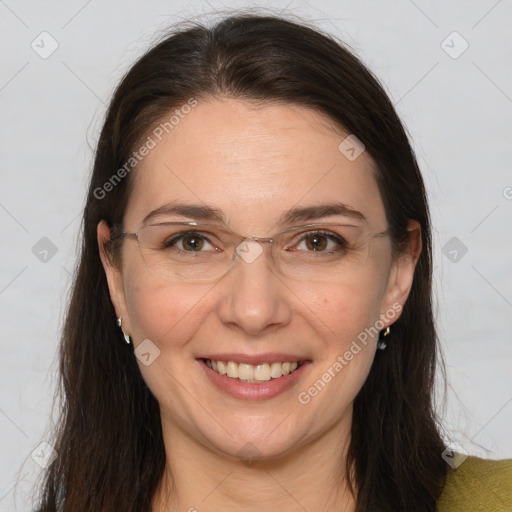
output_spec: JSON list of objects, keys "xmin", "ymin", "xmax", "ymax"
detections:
[{"xmin": 152, "ymin": 412, "xmax": 357, "ymax": 512}]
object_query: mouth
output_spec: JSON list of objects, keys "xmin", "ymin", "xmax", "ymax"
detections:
[
  {"xmin": 200, "ymin": 358, "xmax": 306, "ymax": 383},
  {"xmin": 197, "ymin": 356, "xmax": 312, "ymax": 400}
]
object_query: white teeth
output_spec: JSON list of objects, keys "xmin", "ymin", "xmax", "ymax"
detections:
[
  {"xmin": 205, "ymin": 359, "xmax": 304, "ymax": 381},
  {"xmin": 226, "ymin": 361, "xmax": 238, "ymax": 378},
  {"xmin": 254, "ymin": 363, "xmax": 271, "ymax": 381},
  {"xmin": 217, "ymin": 361, "xmax": 227, "ymax": 375},
  {"xmin": 238, "ymin": 363, "xmax": 254, "ymax": 380},
  {"xmin": 270, "ymin": 362, "xmax": 282, "ymax": 378}
]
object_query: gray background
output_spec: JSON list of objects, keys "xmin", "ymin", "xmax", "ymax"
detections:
[{"xmin": 1, "ymin": 0, "xmax": 511, "ymax": 509}]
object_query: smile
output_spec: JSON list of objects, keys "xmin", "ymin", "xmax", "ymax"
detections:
[
  {"xmin": 198, "ymin": 356, "xmax": 312, "ymax": 400},
  {"xmin": 203, "ymin": 358, "xmax": 304, "ymax": 382}
]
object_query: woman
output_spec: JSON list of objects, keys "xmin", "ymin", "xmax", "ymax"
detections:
[{"xmin": 35, "ymin": 13, "xmax": 511, "ymax": 512}]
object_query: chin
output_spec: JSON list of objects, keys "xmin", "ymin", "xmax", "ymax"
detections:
[{"xmin": 198, "ymin": 417, "xmax": 309, "ymax": 464}]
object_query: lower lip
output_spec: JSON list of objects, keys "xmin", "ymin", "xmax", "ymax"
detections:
[{"xmin": 198, "ymin": 359, "xmax": 312, "ymax": 400}]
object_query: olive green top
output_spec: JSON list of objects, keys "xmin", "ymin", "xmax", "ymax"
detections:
[{"xmin": 437, "ymin": 456, "xmax": 512, "ymax": 511}]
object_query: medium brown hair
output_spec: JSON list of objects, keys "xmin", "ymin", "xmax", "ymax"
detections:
[{"xmin": 36, "ymin": 13, "xmax": 446, "ymax": 512}]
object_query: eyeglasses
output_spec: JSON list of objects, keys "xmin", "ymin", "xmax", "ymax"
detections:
[{"xmin": 111, "ymin": 221, "xmax": 389, "ymax": 282}]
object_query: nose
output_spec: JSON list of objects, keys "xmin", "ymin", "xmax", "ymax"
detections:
[{"xmin": 216, "ymin": 244, "xmax": 293, "ymax": 336}]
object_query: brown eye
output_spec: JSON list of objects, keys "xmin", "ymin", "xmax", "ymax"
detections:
[
  {"xmin": 165, "ymin": 232, "xmax": 212, "ymax": 252},
  {"xmin": 304, "ymin": 233, "xmax": 328, "ymax": 251},
  {"xmin": 181, "ymin": 234, "xmax": 205, "ymax": 251},
  {"xmin": 294, "ymin": 230, "xmax": 348, "ymax": 254}
]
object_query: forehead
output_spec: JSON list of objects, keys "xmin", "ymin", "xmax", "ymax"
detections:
[{"xmin": 124, "ymin": 98, "xmax": 386, "ymax": 232}]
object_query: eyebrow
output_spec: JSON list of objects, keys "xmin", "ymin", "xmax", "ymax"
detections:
[
  {"xmin": 141, "ymin": 201, "xmax": 366, "ymax": 227},
  {"xmin": 280, "ymin": 202, "xmax": 366, "ymax": 224},
  {"xmin": 141, "ymin": 203, "xmax": 225, "ymax": 226}
]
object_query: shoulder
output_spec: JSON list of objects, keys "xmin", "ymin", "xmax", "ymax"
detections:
[{"xmin": 437, "ymin": 455, "xmax": 512, "ymax": 512}]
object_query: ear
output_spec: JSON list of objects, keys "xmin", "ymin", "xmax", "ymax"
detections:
[
  {"xmin": 380, "ymin": 220, "xmax": 422, "ymax": 324},
  {"xmin": 97, "ymin": 220, "xmax": 132, "ymax": 334}
]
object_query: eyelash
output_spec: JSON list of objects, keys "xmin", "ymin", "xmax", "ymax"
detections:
[
  {"xmin": 163, "ymin": 230, "xmax": 349, "ymax": 254},
  {"xmin": 163, "ymin": 231, "xmax": 215, "ymax": 254},
  {"xmin": 295, "ymin": 230, "xmax": 348, "ymax": 253}
]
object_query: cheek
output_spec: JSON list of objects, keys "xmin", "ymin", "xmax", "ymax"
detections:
[
  {"xmin": 292, "ymin": 266, "xmax": 389, "ymax": 344},
  {"xmin": 293, "ymin": 274, "xmax": 387, "ymax": 422},
  {"xmin": 123, "ymin": 268, "xmax": 210, "ymax": 348}
]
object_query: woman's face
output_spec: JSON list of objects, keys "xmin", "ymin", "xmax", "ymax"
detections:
[{"xmin": 99, "ymin": 97, "xmax": 419, "ymax": 461}]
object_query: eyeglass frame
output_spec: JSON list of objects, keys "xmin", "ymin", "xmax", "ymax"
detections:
[{"xmin": 109, "ymin": 220, "xmax": 390, "ymax": 281}]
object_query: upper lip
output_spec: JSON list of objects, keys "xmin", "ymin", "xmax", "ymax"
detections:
[{"xmin": 199, "ymin": 353, "xmax": 309, "ymax": 365}]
